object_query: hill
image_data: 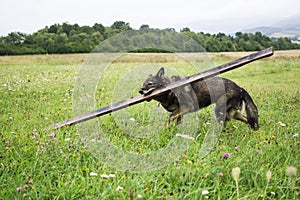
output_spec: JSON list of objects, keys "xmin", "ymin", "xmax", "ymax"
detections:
[{"xmin": 243, "ymin": 16, "xmax": 300, "ymax": 43}]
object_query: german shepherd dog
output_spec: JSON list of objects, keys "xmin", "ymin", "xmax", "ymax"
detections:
[{"xmin": 139, "ymin": 67, "xmax": 259, "ymax": 130}]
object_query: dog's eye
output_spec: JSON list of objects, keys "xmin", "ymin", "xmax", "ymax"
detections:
[{"xmin": 148, "ymin": 81, "xmax": 154, "ymax": 86}]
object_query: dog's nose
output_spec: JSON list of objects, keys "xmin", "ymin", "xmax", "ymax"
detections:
[{"xmin": 139, "ymin": 89, "xmax": 145, "ymax": 95}]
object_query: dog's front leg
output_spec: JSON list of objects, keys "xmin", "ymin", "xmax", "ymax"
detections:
[
  {"xmin": 168, "ymin": 105, "xmax": 192, "ymax": 125},
  {"xmin": 169, "ymin": 112, "xmax": 182, "ymax": 125}
]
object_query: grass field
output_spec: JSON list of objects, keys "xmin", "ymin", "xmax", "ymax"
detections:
[{"xmin": 0, "ymin": 50, "xmax": 299, "ymax": 199}]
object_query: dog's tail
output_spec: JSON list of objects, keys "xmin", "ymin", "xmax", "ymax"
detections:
[{"xmin": 241, "ymin": 89, "xmax": 259, "ymax": 130}]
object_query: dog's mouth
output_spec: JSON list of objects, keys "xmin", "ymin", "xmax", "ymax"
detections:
[{"xmin": 139, "ymin": 87, "xmax": 156, "ymax": 95}]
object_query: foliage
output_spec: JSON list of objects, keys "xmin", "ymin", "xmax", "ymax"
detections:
[
  {"xmin": 0, "ymin": 53, "xmax": 299, "ymax": 199},
  {"xmin": 0, "ymin": 21, "xmax": 300, "ymax": 55},
  {"xmin": 181, "ymin": 30, "xmax": 300, "ymax": 52}
]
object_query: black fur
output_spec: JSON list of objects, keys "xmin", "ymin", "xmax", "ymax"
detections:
[{"xmin": 139, "ymin": 67, "xmax": 259, "ymax": 130}]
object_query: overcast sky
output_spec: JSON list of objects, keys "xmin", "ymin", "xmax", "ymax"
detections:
[{"xmin": 1, "ymin": 0, "xmax": 299, "ymax": 36}]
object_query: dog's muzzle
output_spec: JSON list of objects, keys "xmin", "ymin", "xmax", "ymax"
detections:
[{"xmin": 139, "ymin": 87, "xmax": 156, "ymax": 95}]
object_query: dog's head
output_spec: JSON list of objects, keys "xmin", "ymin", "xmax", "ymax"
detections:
[{"xmin": 139, "ymin": 67, "xmax": 166, "ymax": 95}]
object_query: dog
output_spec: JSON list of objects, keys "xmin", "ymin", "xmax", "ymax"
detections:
[{"xmin": 139, "ymin": 67, "xmax": 259, "ymax": 130}]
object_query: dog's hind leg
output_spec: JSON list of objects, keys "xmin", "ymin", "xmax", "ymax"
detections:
[
  {"xmin": 227, "ymin": 100, "xmax": 248, "ymax": 124},
  {"xmin": 232, "ymin": 110, "xmax": 248, "ymax": 123}
]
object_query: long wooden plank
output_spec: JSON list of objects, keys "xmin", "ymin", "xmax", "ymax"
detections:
[{"xmin": 51, "ymin": 47, "xmax": 273, "ymax": 129}]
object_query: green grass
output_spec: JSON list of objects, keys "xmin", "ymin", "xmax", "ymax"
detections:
[{"xmin": 0, "ymin": 52, "xmax": 299, "ymax": 199}]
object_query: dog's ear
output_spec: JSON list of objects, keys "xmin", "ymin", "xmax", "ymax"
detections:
[{"xmin": 156, "ymin": 67, "xmax": 165, "ymax": 78}]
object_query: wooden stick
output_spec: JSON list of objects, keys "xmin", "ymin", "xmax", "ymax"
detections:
[{"xmin": 51, "ymin": 47, "xmax": 273, "ymax": 129}]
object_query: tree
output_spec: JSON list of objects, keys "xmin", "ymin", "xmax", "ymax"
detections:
[
  {"xmin": 111, "ymin": 21, "xmax": 131, "ymax": 31},
  {"xmin": 5, "ymin": 32, "xmax": 27, "ymax": 45},
  {"xmin": 273, "ymin": 37, "xmax": 291, "ymax": 50},
  {"xmin": 62, "ymin": 22, "xmax": 73, "ymax": 36},
  {"xmin": 48, "ymin": 24, "xmax": 59, "ymax": 34},
  {"xmin": 1, "ymin": 22, "xmax": 300, "ymax": 55},
  {"xmin": 80, "ymin": 26, "xmax": 93, "ymax": 34},
  {"xmin": 235, "ymin": 32, "xmax": 243, "ymax": 38},
  {"xmin": 180, "ymin": 27, "xmax": 191, "ymax": 32},
  {"xmin": 93, "ymin": 23, "xmax": 105, "ymax": 34},
  {"xmin": 140, "ymin": 24, "xmax": 150, "ymax": 30}
]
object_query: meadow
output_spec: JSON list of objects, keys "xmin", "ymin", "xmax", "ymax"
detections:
[{"xmin": 0, "ymin": 51, "xmax": 299, "ymax": 199}]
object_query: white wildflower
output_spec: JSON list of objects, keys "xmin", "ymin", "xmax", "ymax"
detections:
[
  {"xmin": 175, "ymin": 133, "xmax": 194, "ymax": 140},
  {"xmin": 202, "ymin": 190, "xmax": 209, "ymax": 195},
  {"xmin": 100, "ymin": 174, "xmax": 115, "ymax": 179},
  {"xmin": 108, "ymin": 174, "xmax": 115, "ymax": 178},
  {"xmin": 266, "ymin": 170, "xmax": 272, "ymax": 181},
  {"xmin": 89, "ymin": 172, "xmax": 98, "ymax": 176},
  {"xmin": 232, "ymin": 167, "xmax": 241, "ymax": 182},
  {"xmin": 286, "ymin": 166, "xmax": 297, "ymax": 178},
  {"xmin": 100, "ymin": 174, "xmax": 110, "ymax": 179},
  {"xmin": 116, "ymin": 186, "xmax": 123, "ymax": 191},
  {"xmin": 278, "ymin": 122, "xmax": 286, "ymax": 127}
]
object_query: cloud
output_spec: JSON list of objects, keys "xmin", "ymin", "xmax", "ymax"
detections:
[{"xmin": 1, "ymin": 0, "xmax": 300, "ymax": 36}]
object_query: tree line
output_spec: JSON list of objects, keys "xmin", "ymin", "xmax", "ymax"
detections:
[{"xmin": 0, "ymin": 21, "xmax": 299, "ymax": 55}]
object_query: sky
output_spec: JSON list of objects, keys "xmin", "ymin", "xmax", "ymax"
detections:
[{"xmin": 1, "ymin": 0, "xmax": 300, "ymax": 36}]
